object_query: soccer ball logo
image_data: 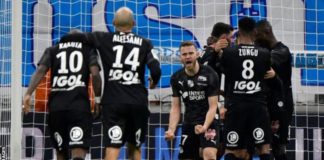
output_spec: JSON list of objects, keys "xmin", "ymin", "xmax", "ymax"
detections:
[
  {"xmin": 70, "ymin": 126, "xmax": 83, "ymax": 142},
  {"xmin": 277, "ymin": 101, "xmax": 284, "ymax": 107},
  {"xmin": 227, "ymin": 131, "xmax": 239, "ymax": 144},
  {"xmin": 253, "ymin": 128, "xmax": 264, "ymax": 141},
  {"xmin": 108, "ymin": 126, "xmax": 123, "ymax": 141}
]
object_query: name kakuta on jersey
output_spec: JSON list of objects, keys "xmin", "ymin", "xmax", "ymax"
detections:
[{"xmin": 59, "ymin": 42, "xmax": 82, "ymax": 49}]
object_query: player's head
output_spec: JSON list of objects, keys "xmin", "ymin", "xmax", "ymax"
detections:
[
  {"xmin": 68, "ymin": 29, "xmax": 82, "ymax": 34},
  {"xmin": 179, "ymin": 41, "xmax": 199, "ymax": 71},
  {"xmin": 255, "ymin": 19, "xmax": 275, "ymax": 49},
  {"xmin": 238, "ymin": 17, "xmax": 256, "ymax": 39},
  {"xmin": 60, "ymin": 29, "xmax": 84, "ymax": 43},
  {"xmin": 211, "ymin": 22, "xmax": 234, "ymax": 39},
  {"xmin": 113, "ymin": 7, "xmax": 135, "ymax": 32},
  {"xmin": 211, "ymin": 22, "xmax": 234, "ymax": 43}
]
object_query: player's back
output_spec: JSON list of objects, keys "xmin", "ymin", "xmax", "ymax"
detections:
[
  {"xmin": 44, "ymin": 33, "xmax": 97, "ymax": 112},
  {"xmin": 221, "ymin": 44, "xmax": 271, "ymax": 103},
  {"xmin": 87, "ymin": 31, "xmax": 154, "ymax": 105},
  {"xmin": 271, "ymin": 42, "xmax": 292, "ymax": 88}
]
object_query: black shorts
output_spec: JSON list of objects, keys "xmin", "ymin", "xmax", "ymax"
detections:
[
  {"xmin": 102, "ymin": 103, "xmax": 150, "ymax": 148},
  {"xmin": 48, "ymin": 110, "xmax": 93, "ymax": 151},
  {"xmin": 179, "ymin": 121, "xmax": 218, "ymax": 159},
  {"xmin": 272, "ymin": 108, "xmax": 293, "ymax": 145},
  {"xmin": 224, "ymin": 102, "xmax": 271, "ymax": 149}
]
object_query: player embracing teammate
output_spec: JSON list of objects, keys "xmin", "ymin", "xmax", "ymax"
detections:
[{"xmin": 198, "ymin": 17, "xmax": 292, "ymax": 160}]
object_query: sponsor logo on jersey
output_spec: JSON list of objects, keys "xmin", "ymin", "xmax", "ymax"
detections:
[
  {"xmin": 198, "ymin": 76, "xmax": 207, "ymax": 82},
  {"xmin": 227, "ymin": 131, "xmax": 239, "ymax": 147},
  {"xmin": 233, "ymin": 80, "xmax": 261, "ymax": 94},
  {"xmin": 188, "ymin": 91, "xmax": 205, "ymax": 101},
  {"xmin": 108, "ymin": 69, "xmax": 140, "ymax": 85},
  {"xmin": 52, "ymin": 74, "xmax": 85, "ymax": 91},
  {"xmin": 69, "ymin": 126, "xmax": 84, "ymax": 145},
  {"xmin": 197, "ymin": 76, "xmax": 208, "ymax": 86},
  {"xmin": 108, "ymin": 126, "xmax": 123, "ymax": 144},
  {"xmin": 197, "ymin": 82, "xmax": 207, "ymax": 86}
]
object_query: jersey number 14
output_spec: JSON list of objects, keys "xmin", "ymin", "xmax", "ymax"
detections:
[{"xmin": 109, "ymin": 45, "xmax": 140, "ymax": 83}]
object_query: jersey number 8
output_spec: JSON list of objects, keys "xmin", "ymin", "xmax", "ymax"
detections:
[{"xmin": 242, "ymin": 59, "xmax": 254, "ymax": 79}]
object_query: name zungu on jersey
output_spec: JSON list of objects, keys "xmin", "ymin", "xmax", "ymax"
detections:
[
  {"xmin": 52, "ymin": 74, "xmax": 85, "ymax": 91},
  {"xmin": 108, "ymin": 69, "xmax": 140, "ymax": 85},
  {"xmin": 233, "ymin": 80, "xmax": 261, "ymax": 94}
]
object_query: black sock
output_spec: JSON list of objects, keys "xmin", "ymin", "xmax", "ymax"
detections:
[
  {"xmin": 72, "ymin": 157, "xmax": 84, "ymax": 160},
  {"xmin": 224, "ymin": 153, "xmax": 244, "ymax": 160},
  {"xmin": 274, "ymin": 154, "xmax": 287, "ymax": 160},
  {"xmin": 259, "ymin": 154, "xmax": 271, "ymax": 160}
]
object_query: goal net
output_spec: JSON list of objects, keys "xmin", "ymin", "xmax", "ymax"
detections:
[{"xmin": 0, "ymin": 0, "xmax": 321, "ymax": 159}]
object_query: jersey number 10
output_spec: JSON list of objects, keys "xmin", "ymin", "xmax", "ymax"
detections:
[{"xmin": 57, "ymin": 50, "xmax": 83, "ymax": 74}]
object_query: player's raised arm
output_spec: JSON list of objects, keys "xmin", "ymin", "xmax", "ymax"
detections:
[
  {"xmin": 196, "ymin": 68, "xmax": 219, "ymax": 134},
  {"xmin": 146, "ymin": 41, "xmax": 161, "ymax": 89},
  {"xmin": 165, "ymin": 74, "xmax": 182, "ymax": 140},
  {"xmin": 165, "ymin": 96, "xmax": 181, "ymax": 141}
]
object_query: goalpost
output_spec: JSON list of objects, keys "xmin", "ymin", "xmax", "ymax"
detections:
[
  {"xmin": 0, "ymin": 0, "xmax": 22, "ymax": 160},
  {"xmin": 11, "ymin": 1, "xmax": 22, "ymax": 160},
  {"xmin": 1, "ymin": 0, "xmax": 324, "ymax": 159}
]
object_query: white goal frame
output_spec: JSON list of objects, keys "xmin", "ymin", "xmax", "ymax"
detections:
[{"xmin": 11, "ymin": 1, "xmax": 22, "ymax": 160}]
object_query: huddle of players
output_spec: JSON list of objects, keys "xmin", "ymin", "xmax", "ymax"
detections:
[
  {"xmin": 23, "ymin": 6, "xmax": 292, "ymax": 160},
  {"xmin": 173, "ymin": 17, "xmax": 292, "ymax": 160}
]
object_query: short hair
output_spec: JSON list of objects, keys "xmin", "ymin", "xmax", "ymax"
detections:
[
  {"xmin": 179, "ymin": 41, "xmax": 196, "ymax": 50},
  {"xmin": 113, "ymin": 7, "xmax": 134, "ymax": 29},
  {"xmin": 68, "ymin": 29, "xmax": 82, "ymax": 34},
  {"xmin": 211, "ymin": 22, "xmax": 234, "ymax": 38},
  {"xmin": 256, "ymin": 19, "xmax": 273, "ymax": 34},
  {"xmin": 238, "ymin": 17, "xmax": 256, "ymax": 34}
]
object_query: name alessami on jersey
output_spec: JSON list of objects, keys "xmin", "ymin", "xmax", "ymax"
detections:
[
  {"xmin": 108, "ymin": 33, "xmax": 144, "ymax": 84},
  {"xmin": 113, "ymin": 33, "xmax": 143, "ymax": 46}
]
